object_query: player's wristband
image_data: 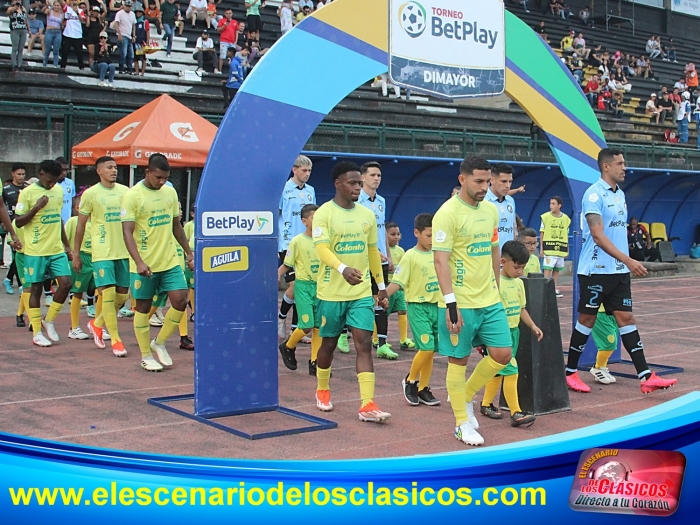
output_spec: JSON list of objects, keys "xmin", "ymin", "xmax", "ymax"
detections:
[
  {"xmin": 337, "ymin": 263, "xmax": 347, "ymax": 274},
  {"xmin": 377, "ymin": 282, "xmax": 386, "ymax": 291},
  {"xmin": 447, "ymin": 302, "xmax": 458, "ymax": 324},
  {"xmin": 443, "ymin": 293, "xmax": 456, "ymax": 304}
]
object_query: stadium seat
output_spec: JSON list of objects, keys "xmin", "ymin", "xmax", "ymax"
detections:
[{"xmin": 649, "ymin": 222, "xmax": 681, "ymax": 246}]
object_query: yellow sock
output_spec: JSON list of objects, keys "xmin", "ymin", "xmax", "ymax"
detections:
[
  {"xmin": 286, "ymin": 327, "xmax": 306, "ymax": 349},
  {"xmin": 189, "ymin": 288, "xmax": 195, "ymax": 315},
  {"xmin": 155, "ymin": 308, "xmax": 184, "ymax": 345},
  {"xmin": 311, "ymin": 328, "xmax": 321, "ymax": 362},
  {"xmin": 407, "ymin": 350, "xmax": 431, "ymax": 382},
  {"xmin": 148, "ymin": 305, "xmax": 158, "ymax": 318},
  {"xmin": 446, "ymin": 363, "xmax": 468, "ymax": 426},
  {"xmin": 179, "ymin": 313, "xmax": 188, "ymax": 337},
  {"xmin": 317, "ymin": 366, "xmax": 331, "ymax": 391},
  {"xmin": 29, "ymin": 307, "xmax": 42, "ymax": 336},
  {"xmin": 116, "ymin": 292, "xmax": 129, "ymax": 310},
  {"xmin": 503, "ymin": 374, "xmax": 522, "ymax": 415},
  {"xmin": 100, "ymin": 287, "xmax": 121, "ymax": 343},
  {"xmin": 44, "ymin": 300, "xmax": 64, "ymax": 322},
  {"xmin": 17, "ymin": 291, "xmax": 29, "ymax": 316},
  {"xmin": 398, "ymin": 313, "xmax": 408, "ymax": 342},
  {"xmin": 465, "ymin": 355, "xmax": 507, "ymax": 402},
  {"xmin": 372, "ymin": 323, "xmax": 377, "ymax": 344},
  {"xmin": 70, "ymin": 296, "xmax": 81, "ymax": 330},
  {"xmin": 95, "ymin": 292, "xmax": 103, "ymax": 320},
  {"xmin": 357, "ymin": 371, "xmax": 375, "ymax": 406},
  {"xmin": 134, "ymin": 312, "xmax": 151, "ymax": 358},
  {"xmin": 482, "ymin": 376, "xmax": 503, "ymax": 407},
  {"xmin": 418, "ymin": 352, "xmax": 434, "ymax": 391},
  {"xmin": 596, "ymin": 350, "xmax": 614, "ymax": 369}
]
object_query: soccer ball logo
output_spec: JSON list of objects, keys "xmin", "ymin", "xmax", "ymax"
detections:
[{"xmin": 399, "ymin": 2, "xmax": 427, "ymax": 38}]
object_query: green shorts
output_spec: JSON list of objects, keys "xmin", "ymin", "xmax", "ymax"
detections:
[
  {"xmin": 14, "ymin": 252, "xmax": 25, "ymax": 286},
  {"xmin": 185, "ymin": 266, "xmax": 194, "ymax": 289},
  {"xmin": 438, "ymin": 303, "xmax": 511, "ymax": 359},
  {"xmin": 592, "ymin": 312, "xmax": 619, "ymax": 351},
  {"xmin": 488, "ymin": 327, "xmax": 520, "ymax": 377},
  {"xmin": 407, "ymin": 302, "xmax": 438, "ymax": 351},
  {"xmin": 131, "ymin": 265, "xmax": 187, "ymax": 301},
  {"xmin": 389, "ymin": 289, "xmax": 407, "ymax": 314},
  {"xmin": 294, "ymin": 280, "xmax": 318, "ymax": 330},
  {"xmin": 23, "ymin": 253, "xmax": 70, "ymax": 284},
  {"xmin": 93, "ymin": 258, "xmax": 130, "ymax": 289},
  {"xmin": 318, "ymin": 296, "xmax": 374, "ymax": 338},
  {"xmin": 153, "ymin": 292, "xmax": 168, "ymax": 307},
  {"xmin": 71, "ymin": 252, "xmax": 94, "ymax": 293}
]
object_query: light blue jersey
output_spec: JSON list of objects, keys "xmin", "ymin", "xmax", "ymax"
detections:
[
  {"xmin": 578, "ymin": 178, "xmax": 629, "ymax": 275},
  {"xmin": 279, "ymin": 178, "xmax": 315, "ymax": 252},
  {"xmin": 59, "ymin": 177, "xmax": 76, "ymax": 224},
  {"xmin": 485, "ymin": 188, "xmax": 516, "ymax": 249},
  {"xmin": 358, "ymin": 189, "xmax": 388, "ymax": 258}
]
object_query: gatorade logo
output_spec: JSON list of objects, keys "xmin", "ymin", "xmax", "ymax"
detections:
[
  {"xmin": 148, "ymin": 214, "xmax": 171, "ymax": 227},
  {"xmin": 334, "ymin": 241, "xmax": 366, "ymax": 254},
  {"xmin": 466, "ymin": 242, "xmax": 491, "ymax": 256},
  {"xmin": 169, "ymin": 122, "xmax": 199, "ymax": 143},
  {"xmin": 113, "ymin": 122, "xmax": 140, "ymax": 142}
]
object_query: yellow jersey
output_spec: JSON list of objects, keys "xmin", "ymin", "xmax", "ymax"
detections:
[
  {"xmin": 79, "ymin": 183, "xmax": 129, "ymax": 262},
  {"xmin": 432, "ymin": 196, "xmax": 501, "ymax": 309},
  {"xmin": 391, "ymin": 247, "xmax": 440, "ymax": 304},
  {"xmin": 539, "ymin": 212, "xmax": 571, "ymax": 257},
  {"xmin": 524, "ymin": 254, "xmax": 541, "ymax": 276},
  {"xmin": 284, "ymin": 233, "xmax": 320, "ymax": 282},
  {"xmin": 183, "ymin": 220, "xmax": 195, "ymax": 250},
  {"xmin": 65, "ymin": 216, "xmax": 92, "ymax": 253},
  {"xmin": 313, "ymin": 201, "xmax": 378, "ymax": 302},
  {"xmin": 121, "ymin": 182, "xmax": 180, "ymax": 273},
  {"xmin": 388, "ymin": 244, "xmax": 405, "ymax": 282},
  {"xmin": 15, "ymin": 182, "xmax": 64, "ymax": 257},
  {"xmin": 500, "ymin": 276, "xmax": 526, "ymax": 329}
]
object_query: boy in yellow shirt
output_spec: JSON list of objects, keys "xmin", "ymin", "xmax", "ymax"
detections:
[
  {"xmin": 65, "ymin": 193, "xmax": 92, "ymax": 340},
  {"xmin": 387, "ymin": 213, "xmax": 440, "ymax": 406},
  {"xmin": 385, "ymin": 222, "xmax": 415, "ymax": 351},
  {"xmin": 540, "ymin": 196, "xmax": 571, "ymax": 297},
  {"xmin": 480, "ymin": 240, "xmax": 543, "ymax": 427},
  {"xmin": 277, "ymin": 204, "xmax": 321, "ymax": 374},
  {"xmin": 519, "ymin": 227, "xmax": 541, "ymax": 276}
]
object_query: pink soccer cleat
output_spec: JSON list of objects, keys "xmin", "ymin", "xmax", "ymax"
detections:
[
  {"xmin": 566, "ymin": 371, "xmax": 591, "ymax": 393},
  {"xmin": 640, "ymin": 373, "xmax": 678, "ymax": 394}
]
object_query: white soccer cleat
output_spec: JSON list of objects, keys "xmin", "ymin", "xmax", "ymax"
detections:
[
  {"xmin": 103, "ymin": 328, "xmax": 111, "ymax": 341},
  {"xmin": 150, "ymin": 339, "xmax": 173, "ymax": 367},
  {"xmin": 590, "ymin": 366, "xmax": 616, "ymax": 384},
  {"xmin": 454, "ymin": 421, "xmax": 484, "ymax": 446},
  {"xmin": 466, "ymin": 400, "xmax": 480, "ymax": 429},
  {"xmin": 68, "ymin": 327, "xmax": 89, "ymax": 340},
  {"xmin": 141, "ymin": 355, "xmax": 163, "ymax": 372},
  {"xmin": 149, "ymin": 314, "xmax": 163, "ymax": 327},
  {"xmin": 277, "ymin": 317, "xmax": 287, "ymax": 339},
  {"xmin": 33, "ymin": 333, "xmax": 52, "ymax": 347},
  {"xmin": 42, "ymin": 319, "xmax": 59, "ymax": 342}
]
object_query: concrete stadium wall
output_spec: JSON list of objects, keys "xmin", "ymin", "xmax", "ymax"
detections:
[{"xmin": 0, "ymin": 129, "xmax": 64, "ymax": 166}]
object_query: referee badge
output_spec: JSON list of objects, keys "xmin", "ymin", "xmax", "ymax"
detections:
[{"xmin": 507, "ymin": 204, "xmax": 513, "ymax": 213}]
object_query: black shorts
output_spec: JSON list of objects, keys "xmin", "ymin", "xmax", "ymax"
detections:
[
  {"xmin": 246, "ymin": 14, "xmax": 262, "ymax": 32},
  {"xmin": 370, "ymin": 264, "xmax": 390, "ymax": 296},
  {"xmin": 278, "ymin": 250, "xmax": 295, "ymax": 283},
  {"xmin": 577, "ymin": 273, "xmax": 632, "ymax": 315}
]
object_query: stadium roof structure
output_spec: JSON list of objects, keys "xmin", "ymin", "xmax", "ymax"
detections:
[{"xmin": 71, "ymin": 94, "xmax": 218, "ymax": 167}]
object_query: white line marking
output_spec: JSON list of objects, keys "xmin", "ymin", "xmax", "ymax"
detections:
[{"xmin": 0, "ymin": 384, "xmax": 192, "ymax": 406}]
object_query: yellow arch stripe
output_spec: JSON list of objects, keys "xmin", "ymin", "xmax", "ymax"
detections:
[
  {"xmin": 506, "ymin": 68, "xmax": 600, "ymax": 161},
  {"xmin": 314, "ymin": 0, "xmax": 389, "ymax": 52}
]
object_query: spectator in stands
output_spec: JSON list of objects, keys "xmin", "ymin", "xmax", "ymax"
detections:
[
  {"xmin": 92, "ymin": 31, "xmax": 116, "ymax": 86},
  {"xmin": 665, "ymin": 38, "xmax": 677, "ymax": 64},
  {"xmin": 609, "ymin": 91, "xmax": 623, "ymax": 119},
  {"xmin": 236, "ymin": 21, "xmax": 246, "ymax": 49},
  {"xmin": 7, "ymin": 2, "xmax": 29, "ymax": 71},
  {"xmin": 217, "ymin": 8, "xmax": 238, "ymax": 75},
  {"xmin": 516, "ymin": 0, "xmax": 530, "ymax": 13},
  {"xmin": 549, "ymin": 0, "xmax": 561, "ymax": 17},
  {"xmin": 645, "ymin": 93, "xmax": 662, "ymax": 124},
  {"xmin": 669, "ymin": 86, "xmax": 682, "ymax": 118},
  {"xmin": 133, "ymin": 3, "xmax": 149, "ymax": 76},
  {"xmin": 245, "ymin": 0, "xmax": 265, "ymax": 40},
  {"xmin": 145, "ymin": 0, "xmax": 162, "ymax": 34},
  {"xmin": 657, "ymin": 85, "xmax": 668, "ymax": 99},
  {"xmin": 674, "ymin": 76, "xmax": 687, "ymax": 91},
  {"xmin": 175, "ymin": 2, "xmax": 185, "ymax": 34},
  {"xmin": 579, "ymin": 5, "xmax": 592, "ymax": 26},
  {"xmin": 207, "ymin": 0, "xmax": 222, "ymax": 24},
  {"xmin": 635, "ymin": 55, "xmax": 652, "ymax": 79},
  {"xmin": 160, "ymin": 0, "xmax": 178, "ymax": 57},
  {"xmin": 568, "ymin": 53, "xmax": 583, "ymax": 84},
  {"xmin": 186, "ymin": 0, "xmax": 210, "ymax": 29},
  {"xmin": 676, "ymin": 91, "xmax": 691, "ymax": 143},
  {"xmin": 193, "ymin": 28, "xmax": 216, "ymax": 72},
  {"xmin": 645, "ymin": 35, "xmax": 661, "ymax": 59},
  {"xmin": 115, "ymin": 0, "xmax": 136, "ymax": 74},
  {"xmin": 573, "ymin": 32, "xmax": 590, "ymax": 59},
  {"xmin": 583, "ymin": 74, "xmax": 601, "ymax": 107},
  {"xmin": 26, "ymin": 8, "xmax": 45, "ymax": 56},
  {"xmin": 560, "ymin": 30, "xmax": 575, "ymax": 53},
  {"xmin": 655, "ymin": 36, "xmax": 668, "ymax": 61},
  {"xmin": 243, "ymin": 36, "xmax": 267, "ymax": 71},
  {"xmin": 84, "ymin": 7, "xmax": 104, "ymax": 67},
  {"xmin": 277, "ymin": 0, "xmax": 293, "ymax": 35},
  {"xmin": 371, "ymin": 74, "xmax": 400, "ymax": 98},
  {"xmin": 222, "ymin": 46, "xmax": 250, "ymax": 109},
  {"xmin": 316, "ymin": 1, "xmax": 325, "ymax": 8},
  {"xmin": 559, "ymin": 3, "xmax": 572, "ymax": 19},
  {"xmin": 298, "ymin": 0, "xmax": 314, "ymax": 11},
  {"xmin": 657, "ymin": 93, "xmax": 674, "ymax": 124},
  {"xmin": 610, "ymin": 71, "xmax": 631, "ymax": 93},
  {"xmin": 109, "ymin": 0, "xmax": 125, "ymax": 22},
  {"xmin": 296, "ymin": 4, "xmax": 311, "ymax": 24},
  {"xmin": 685, "ymin": 63, "xmax": 698, "ymax": 93},
  {"xmin": 60, "ymin": 0, "xmax": 86, "ymax": 70},
  {"xmin": 628, "ymin": 219, "xmax": 659, "ymax": 262},
  {"xmin": 589, "ymin": 44, "xmax": 602, "ymax": 67},
  {"xmin": 598, "ymin": 57, "xmax": 610, "ymax": 82},
  {"xmin": 42, "ymin": 1, "xmax": 63, "ymax": 67},
  {"xmin": 534, "ymin": 20, "xmax": 547, "ymax": 41}
]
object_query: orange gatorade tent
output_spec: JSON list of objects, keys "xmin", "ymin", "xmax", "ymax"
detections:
[{"xmin": 71, "ymin": 94, "xmax": 217, "ymax": 168}]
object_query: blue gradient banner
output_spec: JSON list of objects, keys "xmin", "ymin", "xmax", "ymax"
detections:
[{"xmin": 1, "ymin": 393, "xmax": 698, "ymax": 522}]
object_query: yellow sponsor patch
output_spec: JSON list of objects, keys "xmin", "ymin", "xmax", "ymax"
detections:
[
  {"xmin": 321, "ymin": 316, "xmax": 326, "ymax": 327},
  {"xmin": 450, "ymin": 333, "xmax": 459, "ymax": 346},
  {"xmin": 99, "ymin": 269, "xmax": 105, "ymax": 277},
  {"xmin": 28, "ymin": 268, "xmax": 34, "ymax": 276},
  {"xmin": 607, "ymin": 334, "xmax": 616, "ymax": 344},
  {"xmin": 302, "ymin": 314, "xmax": 309, "ymax": 323},
  {"xmin": 510, "ymin": 357, "xmax": 517, "ymax": 367},
  {"xmin": 420, "ymin": 334, "xmax": 430, "ymax": 344},
  {"xmin": 134, "ymin": 280, "xmax": 142, "ymax": 290},
  {"xmin": 202, "ymin": 247, "xmax": 249, "ymax": 272},
  {"xmin": 76, "ymin": 281, "xmax": 82, "ymax": 288}
]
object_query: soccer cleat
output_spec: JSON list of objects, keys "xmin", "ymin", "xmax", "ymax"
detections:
[
  {"xmin": 111, "ymin": 341, "xmax": 127, "ymax": 357},
  {"xmin": 277, "ymin": 317, "xmax": 287, "ymax": 339},
  {"xmin": 33, "ymin": 333, "xmax": 52, "ymax": 347},
  {"xmin": 466, "ymin": 400, "xmax": 479, "ymax": 429},
  {"xmin": 400, "ymin": 338, "xmax": 415, "ymax": 350},
  {"xmin": 179, "ymin": 335, "xmax": 194, "ymax": 350},
  {"xmin": 476, "ymin": 345, "xmax": 487, "ymax": 357},
  {"xmin": 337, "ymin": 333, "xmax": 350, "ymax": 353},
  {"xmin": 45, "ymin": 294, "xmax": 53, "ymax": 306},
  {"xmin": 640, "ymin": 373, "xmax": 678, "ymax": 394},
  {"xmin": 510, "ymin": 411, "xmax": 536, "ymax": 428},
  {"xmin": 155, "ymin": 307, "xmax": 165, "ymax": 321},
  {"xmin": 377, "ymin": 343, "xmax": 398, "ymax": 360},
  {"xmin": 16, "ymin": 315, "xmax": 25, "ymax": 328},
  {"xmin": 4, "ymin": 277, "xmax": 14, "ymax": 294},
  {"xmin": 150, "ymin": 339, "xmax": 173, "ymax": 367},
  {"xmin": 87, "ymin": 320, "xmax": 106, "ymax": 349},
  {"xmin": 454, "ymin": 422, "xmax": 484, "ymax": 446},
  {"xmin": 308, "ymin": 359, "xmax": 317, "ymax": 377},
  {"xmin": 480, "ymin": 403, "xmax": 504, "ymax": 419},
  {"xmin": 68, "ymin": 327, "xmax": 89, "ymax": 340},
  {"xmin": 103, "ymin": 328, "xmax": 111, "ymax": 341},
  {"xmin": 149, "ymin": 314, "xmax": 163, "ymax": 327},
  {"xmin": 278, "ymin": 341, "xmax": 297, "ymax": 371},
  {"xmin": 402, "ymin": 375, "xmax": 420, "ymax": 406},
  {"xmin": 358, "ymin": 401, "xmax": 391, "ymax": 423},
  {"xmin": 42, "ymin": 319, "xmax": 59, "ymax": 342},
  {"xmin": 590, "ymin": 366, "xmax": 616, "ymax": 384},
  {"xmin": 566, "ymin": 371, "xmax": 591, "ymax": 393},
  {"xmin": 418, "ymin": 386, "xmax": 441, "ymax": 406},
  {"xmin": 141, "ymin": 355, "xmax": 163, "ymax": 372},
  {"xmin": 80, "ymin": 298, "xmax": 88, "ymax": 307},
  {"xmin": 86, "ymin": 305, "xmax": 96, "ymax": 318},
  {"xmin": 316, "ymin": 389, "xmax": 333, "ymax": 411},
  {"xmin": 555, "ymin": 289, "xmax": 563, "ymax": 298},
  {"xmin": 118, "ymin": 306, "xmax": 134, "ymax": 318}
]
